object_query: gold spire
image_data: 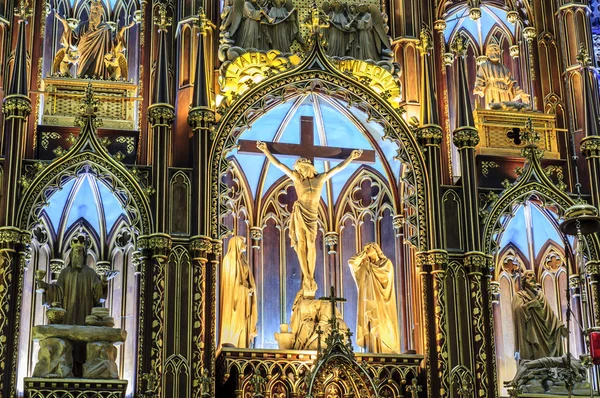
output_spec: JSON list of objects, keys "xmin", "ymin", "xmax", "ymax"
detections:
[
  {"xmin": 14, "ymin": 0, "xmax": 32, "ymax": 20},
  {"xmin": 197, "ymin": 7, "xmax": 215, "ymax": 36},
  {"xmin": 417, "ymin": 26, "xmax": 433, "ymax": 56},
  {"xmin": 577, "ymin": 44, "xmax": 592, "ymax": 68},
  {"xmin": 451, "ymin": 32, "xmax": 468, "ymax": 57},
  {"xmin": 154, "ymin": 1, "xmax": 172, "ymax": 33}
]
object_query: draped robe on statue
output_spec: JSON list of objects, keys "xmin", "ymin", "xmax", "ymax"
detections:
[
  {"xmin": 75, "ymin": 21, "xmax": 114, "ymax": 78},
  {"xmin": 267, "ymin": 5, "xmax": 298, "ymax": 53},
  {"xmin": 289, "ymin": 201, "xmax": 318, "ymax": 282},
  {"xmin": 349, "ymin": 247, "xmax": 400, "ymax": 353},
  {"xmin": 236, "ymin": 1, "xmax": 269, "ymax": 51},
  {"xmin": 512, "ymin": 287, "xmax": 565, "ymax": 360},
  {"xmin": 43, "ymin": 262, "xmax": 104, "ymax": 325},
  {"xmin": 474, "ymin": 59, "xmax": 523, "ymax": 107},
  {"xmin": 219, "ymin": 237, "xmax": 258, "ymax": 348}
]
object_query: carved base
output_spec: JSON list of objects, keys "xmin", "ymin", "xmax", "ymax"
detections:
[
  {"xmin": 287, "ymin": 297, "xmax": 348, "ymax": 350},
  {"xmin": 32, "ymin": 338, "xmax": 74, "ymax": 378},
  {"xmin": 23, "ymin": 378, "xmax": 128, "ymax": 398}
]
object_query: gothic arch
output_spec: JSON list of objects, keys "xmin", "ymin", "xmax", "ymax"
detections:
[{"xmin": 210, "ymin": 44, "xmax": 429, "ymax": 251}]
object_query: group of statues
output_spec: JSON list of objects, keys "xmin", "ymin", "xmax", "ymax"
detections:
[
  {"xmin": 52, "ymin": 0, "xmax": 137, "ymax": 79},
  {"xmin": 321, "ymin": 2, "xmax": 392, "ymax": 61},
  {"xmin": 219, "ymin": 142, "xmax": 400, "ymax": 353},
  {"xmin": 220, "ymin": 0, "xmax": 304, "ymax": 57},
  {"xmin": 219, "ymin": 0, "xmax": 393, "ymax": 62}
]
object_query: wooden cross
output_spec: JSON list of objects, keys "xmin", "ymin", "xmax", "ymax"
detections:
[
  {"xmin": 237, "ymin": 116, "xmax": 376, "ymax": 164},
  {"xmin": 319, "ymin": 286, "xmax": 346, "ymax": 331}
]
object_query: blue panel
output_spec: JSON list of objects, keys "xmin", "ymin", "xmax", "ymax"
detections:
[
  {"xmin": 329, "ymin": 161, "xmax": 361, "ymax": 203},
  {"xmin": 262, "ymin": 157, "xmax": 299, "ymax": 198},
  {"xmin": 487, "ymin": 6, "xmax": 516, "ymax": 35},
  {"xmin": 45, "ymin": 178, "xmax": 76, "ymax": 233},
  {"xmin": 239, "ymin": 101, "xmax": 294, "ymax": 142},
  {"xmin": 318, "ymin": 98, "xmax": 371, "ymax": 149},
  {"xmin": 97, "ymin": 179, "xmax": 126, "ymax": 233},
  {"xmin": 232, "ymin": 152, "xmax": 266, "ymax": 200},
  {"xmin": 530, "ymin": 205, "xmax": 562, "ymax": 257},
  {"xmin": 500, "ymin": 205, "xmax": 529, "ymax": 256},
  {"xmin": 445, "ymin": 8, "xmax": 468, "ymax": 42},
  {"xmin": 65, "ymin": 176, "xmax": 101, "ymax": 234}
]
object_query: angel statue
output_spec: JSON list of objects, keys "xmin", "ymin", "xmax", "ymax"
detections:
[
  {"xmin": 53, "ymin": 10, "xmax": 80, "ymax": 76},
  {"xmin": 220, "ymin": 0, "xmax": 274, "ymax": 55},
  {"xmin": 104, "ymin": 17, "xmax": 135, "ymax": 79},
  {"xmin": 322, "ymin": 1, "xmax": 355, "ymax": 57},
  {"xmin": 346, "ymin": 4, "xmax": 392, "ymax": 62},
  {"xmin": 267, "ymin": 0, "xmax": 305, "ymax": 53}
]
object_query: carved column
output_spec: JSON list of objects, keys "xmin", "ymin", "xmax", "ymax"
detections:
[
  {"xmin": 416, "ymin": 250, "xmax": 449, "ymax": 398},
  {"xmin": 324, "ymin": 232, "xmax": 339, "ymax": 288},
  {"xmin": 189, "ymin": 236, "xmax": 212, "ymax": 398},
  {"xmin": 586, "ymin": 260, "xmax": 600, "ymax": 325},
  {"xmin": 188, "ymin": 11, "xmax": 217, "ymax": 396},
  {"xmin": 0, "ymin": 4, "xmax": 32, "ymax": 396},
  {"xmin": 452, "ymin": 33, "xmax": 497, "ymax": 398},
  {"xmin": 138, "ymin": 234, "xmax": 172, "ymax": 398}
]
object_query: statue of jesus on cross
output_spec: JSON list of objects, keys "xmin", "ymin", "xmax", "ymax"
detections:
[{"xmin": 256, "ymin": 141, "xmax": 363, "ymax": 298}]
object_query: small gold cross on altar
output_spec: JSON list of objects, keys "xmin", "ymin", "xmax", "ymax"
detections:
[{"xmin": 406, "ymin": 379, "xmax": 422, "ymax": 398}]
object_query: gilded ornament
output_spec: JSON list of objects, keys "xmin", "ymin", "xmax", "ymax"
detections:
[
  {"xmin": 481, "ymin": 161, "xmax": 499, "ymax": 177},
  {"xmin": 190, "ymin": 236, "xmax": 213, "ymax": 254},
  {"xmin": 451, "ymin": 33, "xmax": 468, "ymax": 57},
  {"xmin": 153, "ymin": 1, "xmax": 172, "ymax": 32},
  {"xmin": 443, "ymin": 52, "xmax": 455, "ymax": 66},
  {"xmin": 576, "ymin": 44, "xmax": 592, "ymax": 68},
  {"xmin": 509, "ymin": 45, "xmax": 520, "ymax": 59},
  {"xmin": 506, "ymin": 11, "xmax": 519, "ymax": 24},
  {"xmin": 3, "ymin": 94, "xmax": 32, "ymax": 119},
  {"xmin": 587, "ymin": 260, "xmax": 600, "ymax": 276},
  {"xmin": 416, "ymin": 125, "xmax": 443, "ymax": 147},
  {"xmin": 147, "ymin": 104, "xmax": 175, "ymax": 127},
  {"xmin": 188, "ymin": 107, "xmax": 216, "ymax": 131},
  {"xmin": 523, "ymin": 27, "xmax": 537, "ymax": 43},
  {"xmin": 581, "ymin": 136, "xmax": 600, "ymax": 158},
  {"xmin": 434, "ymin": 20, "xmax": 447, "ymax": 32},
  {"xmin": 453, "ymin": 127, "xmax": 480, "ymax": 149}
]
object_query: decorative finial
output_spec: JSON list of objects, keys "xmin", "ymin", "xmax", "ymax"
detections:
[
  {"xmin": 520, "ymin": 118, "xmax": 540, "ymax": 146},
  {"xmin": 451, "ymin": 33, "xmax": 468, "ymax": 57},
  {"xmin": 75, "ymin": 83, "xmax": 103, "ymax": 128},
  {"xmin": 577, "ymin": 44, "xmax": 592, "ymax": 68},
  {"xmin": 14, "ymin": 0, "xmax": 33, "ymax": 20},
  {"xmin": 417, "ymin": 26, "xmax": 433, "ymax": 56},
  {"xmin": 197, "ymin": 7, "xmax": 215, "ymax": 36},
  {"xmin": 303, "ymin": 1, "xmax": 329, "ymax": 36},
  {"xmin": 154, "ymin": 1, "xmax": 172, "ymax": 32}
]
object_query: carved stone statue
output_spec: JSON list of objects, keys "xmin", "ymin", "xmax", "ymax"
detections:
[
  {"xmin": 37, "ymin": 233, "xmax": 116, "ymax": 325},
  {"xmin": 219, "ymin": 236, "xmax": 258, "ymax": 348},
  {"xmin": 348, "ymin": 242, "xmax": 400, "ymax": 353},
  {"xmin": 52, "ymin": 0, "xmax": 136, "ymax": 79},
  {"xmin": 221, "ymin": 0, "xmax": 274, "ymax": 54},
  {"xmin": 473, "ymin": 43, "xmax": 531, "ymax": 109},
  {"xmin": 512, "ymin": 270, "xmax": 567, "ymax": 361},
  {"xmin": 53, "ymin": 11, "xmax": 80, "ymax": 76},
  {"xmin": 257, "ymin": 141, "xmax": 363, "ymax": 298},
  {"xmin": 342, "ymin": 3, "xmax": 392, "ymax": 62},
  {"xmin": 267, "ymin": 0, "xmax": 304, "ymax": 53},
  {"xmin": 322, "ymin": 1, "xmax": 354, "ymax": 57}
]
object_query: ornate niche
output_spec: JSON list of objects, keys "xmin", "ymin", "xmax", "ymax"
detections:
[{"xmin": 38, "ymin": 0, "xmax": 141, "ymax": 132}]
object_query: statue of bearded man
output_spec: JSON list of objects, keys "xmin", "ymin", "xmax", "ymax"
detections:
[
  {"xmin": 38, "ymin": 234, "xmax": 114, "ymax": 325},
  {"xmin": 473, "ymin": 43, "xmax": 530, "ymax": 109},
  {"xmin": 512, "ymin": 270, "xmax": 568, "ymax": 360}
]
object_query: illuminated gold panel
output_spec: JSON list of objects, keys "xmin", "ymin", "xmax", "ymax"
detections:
[
  {"xmin": 473, "ymin": 110, "xmax": 562, "ymax": 159},
  {"xmin": 41, "ymin": 77, "xmax": 137, "ymax": 130}
]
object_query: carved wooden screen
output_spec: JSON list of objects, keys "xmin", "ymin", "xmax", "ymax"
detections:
[{"xmin": 218, "ymin": 93, "xmax": 416, "ymax": 352}]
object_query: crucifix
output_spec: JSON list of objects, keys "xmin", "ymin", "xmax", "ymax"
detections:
[
  {"xmin": 319, "ymin": 286, "xmax": 347, "ymax": 331},
  {"xmin": 237, "ymin": 116, "xmax": 376, "ymax": 164},
  {"xmin": 250, "ymin": 117, "xmax": 374, "ymax": 298}
]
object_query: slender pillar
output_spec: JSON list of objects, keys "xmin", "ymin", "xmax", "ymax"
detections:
[
  {"xmin": 187, "ymin": 9, "xmax": 217, "ymax": 397},
  {"xmin": 579, "ymin": 45, "xmax": 600, "ymax": 209},
  {"xmin": 0, "ymin": 2, "xmax": 32, "ymax": 396},
  {"xmin": 139, "ymin": 3, "xmax": 173, "ymax": 396},
  {"xmin": 415, "ymin": 28, "xmax": 450, "ymax": 398},
  {"xmin": 452, "ymin": 32, "xmax": 497, "ymax": 398}
]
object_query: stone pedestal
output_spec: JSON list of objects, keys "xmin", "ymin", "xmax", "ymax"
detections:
[
  {"xmin": 32, "ymin": 325, "xmax": 126, "ymax": 380},
  {"xmin": 32, "ymin": 338, "xmax": 74, "ymax": 378},
  {"xmin": 280, "ymin": 297, "xmax": 348, "ymax": 350},
  {"xmin": 23, "ymin": 378, "xmax": 128, "ymax": 398}
]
